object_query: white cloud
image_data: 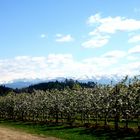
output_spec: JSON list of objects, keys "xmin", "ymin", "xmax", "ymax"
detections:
[
  {"xmin": 0, "ymin": 53, "xmax": 139, "ymax": 84},
  {"xmin": 82, "ymin": 35, "xmax": 109, "ymax": 48},
  {"xmin": 87, "ymin": 13, "xmax": 101, "ymax": 25},
  {"xmin": 84, "ymin": 13, "xmax": 140, "ymax": 49},
  {"xmin": 56, "ymin": 33, "xmax": 63, "ymax": 37},
  {"xmin": 47, "ymin": 54, "xmax": 73, "ymax": 68},
  {"xmin": 128, "ymin": 45, "xmax": 140, "ymax": 54},
  {"xmin": 40, "ymin": 34, "xmax": 47, "ymax": 38},
  {"xmin": 103, "ymin": 50, "xmax": 126, "ymax": 58},
  {"xmin": 115, "ymin": 61, "xmax": 140, "ymax": 76},
  {"xmin": 83, "ymin": 57, "xmax": 116, "ymax": 68},
  {"xmin": 83, "ymin": 50, "xmax": 126, "ymax": 68},
  {"xmin": 127, "ymin": 56, "xmax": 139, "ymax": 61},
  {"xmin": 0, "ymin": 54, "xmax": 75, "ymax": 83},
  {"xmin": 56, "ymin": 34, "xmax": 74, "ymax": 42},
  {"xmin": 87, "ymin": 13, "xmax": 140, "ymax": 34},
  {"xmin": 128, "ymin": 34, "xmax": 140, "ymax": 43}
]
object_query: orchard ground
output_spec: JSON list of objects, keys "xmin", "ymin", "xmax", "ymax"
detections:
[
  {"xmin": 0, "ymin": 126, "xmax": 59, "ymax": 140},
  {"xmin": 0, "ymin": 120, "xmax": 139, "ymax": 140}
]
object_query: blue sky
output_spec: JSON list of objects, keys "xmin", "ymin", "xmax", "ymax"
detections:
[{"xmin": 0, "ymin": 0, "xmax": 140, "ymax": 83}]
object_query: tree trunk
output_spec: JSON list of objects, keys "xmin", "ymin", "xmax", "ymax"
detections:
[
  {"xmin": 55, "ymin": 110, "xmax": 59, "ymax": 124},
  {"xmin": 115, "ymin": 114, "xmax": 119, "ymax": 130},
  {"xmin": 104, "ymin": 115, "xmax": 108, "ymax": 126}
]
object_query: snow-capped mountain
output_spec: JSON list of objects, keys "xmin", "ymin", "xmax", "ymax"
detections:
[{"xmin": 2, "ymin": 75, "xmax": 124, "ymax": 89}]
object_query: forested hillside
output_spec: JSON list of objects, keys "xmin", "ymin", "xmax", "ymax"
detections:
[{"xmin": 0, "ymin": 86, "xmax": 13, "ymax": 96}]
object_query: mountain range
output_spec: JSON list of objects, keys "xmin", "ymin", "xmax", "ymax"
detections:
[{"xmin": 2, "ymin": 75, "xmax": 123, "ymax": 89}]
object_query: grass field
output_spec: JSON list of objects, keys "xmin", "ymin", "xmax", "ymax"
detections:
[{"xmin": 0, "ymin": 120, "xmax": 140, "ymax": 140}]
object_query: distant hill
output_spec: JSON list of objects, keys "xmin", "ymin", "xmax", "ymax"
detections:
[
  {"xmin": 4, "ymin": 79, "xmax": 46, "ymax": 89},
  {"xmin": 21, "ymin": 79, "xmax": 96, "ymax": 92},
  {"xmin": 5, "ymin": 81, "xmax": 33, "ymax": 89},
  {"xmin": 0, "ymin": 85, "xmax": 13, "ymax": 96}
]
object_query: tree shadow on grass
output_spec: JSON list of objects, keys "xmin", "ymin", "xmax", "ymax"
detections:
[
  {"xmin": 79, "ymin": 127, "xmax": 140, "ymax": 140},
  {"xmin": 17, "ymin": 122, "xmax": 140, "ymax": 139}
]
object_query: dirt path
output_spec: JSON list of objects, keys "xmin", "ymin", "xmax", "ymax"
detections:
[{"xmin": 0, "ymin": 126, "xmax": 60, "ymax": 140}]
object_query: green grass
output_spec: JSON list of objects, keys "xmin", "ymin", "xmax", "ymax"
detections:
[{"xmin": 0, "ymin": 119, "xmax": 139, "ymax": 140}]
